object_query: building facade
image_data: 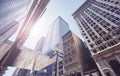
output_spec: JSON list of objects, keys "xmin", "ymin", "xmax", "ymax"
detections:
[
  {"xmin": 35, "ymin": 36, "xmax": 46, "ymax": 53},
  {"xmin": 0, "ymin": 0, "xmax": 32, "ymax": 46},
  {"xmin": 0, "ymin": 0, "xmax": 31, "ymax": 27},
  {"xmin": 62, "ymin": 31, "xmax": 82, "ymax": 76},
  {"xmin": 0, "ymin": 21, "xmax": 19, "ymax": 45},
  {"xmin": 73, "ymin": 0, "xmax": 120, "ymax": 76},
  {"xmin": 42, "ymin": 16, "xmax": 70, "ymax": 54}
]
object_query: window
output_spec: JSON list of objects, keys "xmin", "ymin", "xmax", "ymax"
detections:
[
  {"xmin": 86, "ymin": 36, "xmax": 88, "ymax": 39},
  {"xmin": 93, "ymin": 49, "xmax": 97, "ymax": 53},
  {"xmin": 92, "ymin": 32, "xmax": 95, "ymax": 35},
  {"xmin": 95, "ymin": 36, "xmax": 98, "ymax": 39},
  {"xmin": 88, "ymin": 40, "xmax": 90, "ymax": 43},
  {"xmin": 84, "ymin": 33, "xmax": 86, "ymax": 36},
  {"xmin": 99, "ymin": 28, "xmax": 102, "ymax": 31},
  {"xmin": 115, "ymin": 2, "xmax": 119, "ymax": 4},
  {"xmin": 92, "ymin": 37, "xmax": 95, "ymax": 40},
  {"xmin": 111, "ymin": 26, "xmax": 116, "ymax": 29},
  {"xmin": 65, "ymin": 60, "xmax": 68, "ymax": 64},
  {"xmin": 68, "ymin": 48, "xmax": 70, "ymax": 51},
  {"xmin": 69, "ymin": 58, "xmax": 72, "ymax": 62},
  {"xmin": 103, "ymin": 45, "xmax": 107, "ymax": 49},
  {"xmin": 113, "ymin": 40, "xmax": 118, "ymax": 44},
  {"xmin": 102, "ymin": 31, "xmax": 106, "ymax": 34},
  {"xmin": 110, "ymin": 42, "xmax": 115, "ymax": 45},
  {"xmin": 115, "ymin": 9, "xmax": 120, "ymax": 15},
  {"xmin": 99, "ymin": 33, "xmax": 103, "ymax": 36},
  {"xmin": 107, "ymin": 28, "xmax": 112, "ymax": 31},
  {"xmin": 99, "ymin": 47, "xmax": 102, "ymax": 51},
  {"xmin": 103, "ymin": 37, "xmax": 110, "ymax": 41},
  {"xmin": 118, "ymin": 37, "xmax": 120, "ymax": 41},
  {"xmin": 96, "ymin": 30, "xmax": 99, "ymax": 32},
  {"xmin": 100, "ymin": 46, "xmax": 105, "ymax": 50},
  {"xmin": 90, "ymin": 44, "xmax": 94, "ymax": 48}
]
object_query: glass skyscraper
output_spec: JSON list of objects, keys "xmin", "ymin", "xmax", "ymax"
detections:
[
  {"xmin": 0, "ymin": 0, "xmax": 32, "ymax": 45},
  {"xmin": 42, "ymin": 16, "xmax": 70, "ymax": 54},
  {"xmin": 0, "ymin": 0, "xmax": 32, "ymax": 29}
]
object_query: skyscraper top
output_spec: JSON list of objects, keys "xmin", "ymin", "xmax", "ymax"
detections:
[{"xmin": 42, "ymin": 16, "xmax": 70, "ymax": 54}]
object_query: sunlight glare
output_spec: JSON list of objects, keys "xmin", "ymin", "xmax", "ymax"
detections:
[{"xmin": 30, "ymin": 17, "xmax": 48, "ymax": 38}]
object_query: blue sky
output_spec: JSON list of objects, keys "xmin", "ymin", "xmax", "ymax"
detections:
[
  {"xmin": 10, "ymin": 0, "xmax": 86, "ymax": 49},
  {"xmin": 5, "ymin": 0, "xmax": 86, "ymax": 75},
  {"xmin": 24, "ymin": 0, "xmax": 85, "ymax": 49}
]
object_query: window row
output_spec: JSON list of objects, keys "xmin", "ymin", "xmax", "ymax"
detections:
[
  {"xmin": 89, "ymin": 5, "xmax": 120, "ymax": 26},
  {"xmin": 93, "ymin": 1, "xmax": 120, "ymax": 15},
  {"xmin": 65, "ymin": 62, "xmax": 79, "ymax": 71},
  {"xmin": 101, "ymin": 0, "xmax": 120, "ymax": 5},
  {"xmin": 85, "ymin": 8, "xmax": 115, "ymax": 32},
  {"xmin": 82, "ymin": 11, "xmax": 107, "ymax": 37},
  {"xmin": 93, "ymin": 39, "xmax": 119, "ymax": 53},
  {"xmin": 62, "ymin": 33, "xmax": 72, "ymax": 42}
]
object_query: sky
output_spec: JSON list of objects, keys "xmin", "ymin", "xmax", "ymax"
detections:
[
  {"xmin": 5, "ymin": 0, "xmax": 86, "ymax": 76},
  {"xmin": 10, "ymin": 0, "xmax": 86, "ymax": 50}
]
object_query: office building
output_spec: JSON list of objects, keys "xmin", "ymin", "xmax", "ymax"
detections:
[
  {"xmin": 0, "ymin": 40, "xmax": 13, "ymax": 60},
  {"xmin": 35, "ymin": 36, "xmax": 46, "ymax": 53},
  {"xmin": 0, "ymin": 21, "xmax": 19, "ymax": 45},
  {"xmin": 73, "ymin": 0, "xmax": 120, "ymax": 76},
  {"xmin": 0, "ymin": 0, "xmax": 32, "ymax": 45},
  {"xmin": 0, "ymin": 0, "xmax": 50, "ymax": 66},
  {"xmin": 42, "ymin": 16, "xmax": 70, "ymax": 54},
  {"xmin": 62, "ymin": 31, "xmax": 82, "ymax": 76},
  {"xmin": 0, "ymin": 0, "xmax": 31, "ymax": 27}
]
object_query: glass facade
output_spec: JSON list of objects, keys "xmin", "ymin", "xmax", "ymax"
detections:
[
  {"xmin": 42, "ymin": 16, "xmax": 70, "ymax": 54},
  {"xmin": 0, "ymin": 0, "xmax": 31, "ymax": 30}
]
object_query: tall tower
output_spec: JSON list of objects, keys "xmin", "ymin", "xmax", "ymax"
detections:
[
  {"xmin": 0, "ymin": 21, "xmax": 19, "ymax": 45},
  {"xmin": 34, "ymin": 36, "xmax": 46, "ymax": 53},
  {"xmin": 0, "ymin": 0, "xmax": 31, "ymax": 27},
  {"xmin": 0, "ymin": 0, "xmax": 32, "ymax": 45},
  {"xmin": 42, "ymin": 16, "xmax": 70, "ymax": 54},
  {"xmin": 73, "ymin": 0, "xmax": 120, "ymax": 76},
  {"xmin": 0, "ymin": 0, "xmax": 50, "ymax": 67}
]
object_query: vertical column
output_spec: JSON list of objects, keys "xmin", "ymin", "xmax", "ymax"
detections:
[
  {"xmin": 115, "ymin": 55, "xmax": 120, "ymax": 63},
  {"xmin": 95, "ymin": 60, "xmax": 106, "ymax": 76},
  {"xmin": 56, "ymin": 54, "xmax": 59, "ymax": 76}
]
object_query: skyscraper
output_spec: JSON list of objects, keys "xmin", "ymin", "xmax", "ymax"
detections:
[
  {"xmin": 73, "ymin": 0, "xmax": 120, "ymax": 76},
  {"xmin": 34, "ymin": 36, "xmax": 46, "ymax": 53},
  {"xmin": 42, "ymin": 16, "xmax": 70, "ymax": 54},
  {"xmin": 0, "ymin": 21, "xmax": 19, "ymax": 45},
  {"xmin": 0, "ymin": 0, "xmax": 31, "ymax": 27},
  {"xmin": 0, "ymin": 0, "xmax": 50, "ymax": 66},
  {"xmin": 0, "ymin": 0, "xmax": 32, "ymax": 45}
]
